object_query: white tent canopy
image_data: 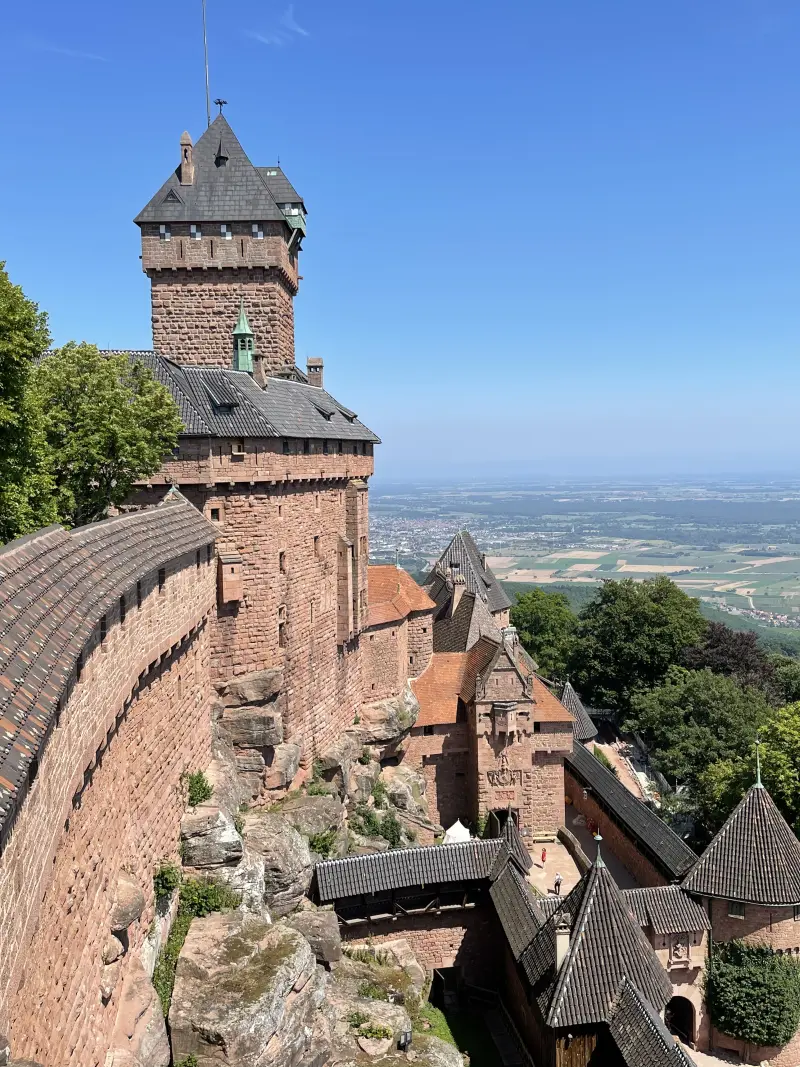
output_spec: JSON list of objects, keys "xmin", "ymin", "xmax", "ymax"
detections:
[{"xmin": 443, "ymin": 819, "xmax": 471, "ymax": 844}]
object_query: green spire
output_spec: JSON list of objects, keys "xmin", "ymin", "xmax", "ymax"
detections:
[
  {"xmin": 756, "ymin": 734, "xmax": 763, "ymax": 788},
  {"xmin": 232, "ymin": 298, "xmax": 255, "ymax": 373},
  {"xmin": 594, "ymin": 833, "xmax": 606, "ymax": 868}
]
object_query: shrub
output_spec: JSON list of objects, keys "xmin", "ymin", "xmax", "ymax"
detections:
[
  {"xmin": 359, "ymin": 747, "xmax": 372, "ymax": 765},
  {"xmin": 347, "ymin": 1011, "xmax": 392, "ymax": 1040},
  {"xmin": 307, "ymin": 780, "xmax": 329, "ymax": 796},
  {"xmin": 352, "ymin": 804, "xmax": 382, "ymax": 838},
  {"xmin": 183, "ymin": 770, "xmax": 213, "ymax": 807},
  {"xmin": 706, "ymin": 940, "xmax": 800, "ymax": 1047},
  {"xmin": 308, "ymin": 828, "xmax": 339, "ymax": 859},
  {"xmin": 592, "ymin": 747, "xmax": 618, "ymax": 777},
  {"xmin": 153, "ymin": 861, "xmax": 181, "ymax": 904},
  {"xmin": 379, "ymin": 811, "xmax": 403, "ymax": 849},
  {"xmin": 371, "ymin": 779, "xmax": 388, "ymax": 809},
  {"xmin": 476, "ymin": 813, "xmax": 487, "ymax": 838},
  {"xmin": 175, "ymin": 1056, "xmax": 199, "ymax": 1067}
]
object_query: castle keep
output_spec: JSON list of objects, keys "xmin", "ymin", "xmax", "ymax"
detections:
[{"xmin": 3, "ymin": 114, "xmax": 800, "ymax": 1067}]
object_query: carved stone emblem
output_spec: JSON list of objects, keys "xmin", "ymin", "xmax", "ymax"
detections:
[{"xmin": 487, "ymin": 767, "xmax": 522, "ymax": 787}]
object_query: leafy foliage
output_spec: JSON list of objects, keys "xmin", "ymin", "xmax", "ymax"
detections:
[
  {"xmin": 184, "ymin": 770, "xmax": 213, "ymax": 807},
  {"xmin": 153, "ymin": 861, "xmax": 182, "ymax": 904},
  {"xmin": 624, "ymin": 667, "xmax": 767, "ymax": 795},
  {"xmin": 568, "ymin": 577, "xmax": 707, "ymax": 713},
  {"xmin": 308, "ymin": 828, "xmax": 339, "ymax": 859},
  {"xmin": 772, "ymin": 656, "xmax": 800, "ymax": 705},
  {"xmin": 351, "ymin": 804, "xmax": 403, "ymax": 848},
  {"xmin": 706, "ymin": 940, "xmax": 800, "ymax": 1047},
  {"xmin": 0, "ymin": 262, "xmax": 57, "ymax": 542},
  {"xmin": 510, "ymin": 587, "xmax": 576, "ymax": 680},
  {"xmin": 371, "ymin": 778, "xmax": 388, "ymax": 809},
  {"xmin": 174, "ymin": 1057, "xmax": 199, "ymax": 1067},
  {"xmin": 29, "ymin": 344, "xmax": 182, "ymax": 528},
  {"xmin": 683, "ymin": 622, "xmax": 780, "ymax": 701},
  {"xmin": 592, "ymin": 746, "xmax": 618, "ymax": 776}
]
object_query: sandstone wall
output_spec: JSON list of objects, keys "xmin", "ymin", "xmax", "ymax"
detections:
[
  {"xmin": 407, "ymin": 612, "xmax": 433, "ymax": 678},
  {"xmin": 564, "ymin": 769, "xmax": 668, "ymax": 887},
  {"xmin": 405, "ymin": 725, "xmax": 470, "ymax": 830},
  {"xmin": 342, "ymin": 906, "xmax": 502, "ymax": 983},
  {"xmin": 0, "ymin": 555, "xmax": 216, "ymax": 1067},
  {"xmin": 363, "ymin": 620, "xmax": 408, "ymax": 701}
]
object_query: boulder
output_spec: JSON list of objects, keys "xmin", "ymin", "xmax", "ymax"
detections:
[
  {"xmin": 348, "ymin": 831, "xmax": 390, "ymax": 855},
  {"xmin": 218, "ymin": 705, "xmax": 283, "ymax": 748},
  {"xmin": 414, "ymin": 1036, "xmax": 466, "ymax": 1067},
  {"xmin": 169, "ymin": 912, "xmax": 326, "ymax": 1067},
  {"xmin": 379, "ymin": 765, "xmax": 428, "ymax": 816},
  {"xmin": 180, "ymin": 806, "xmax": 243, "ymax": 868},
  {"xmin": 102, "ymin": 934, "xmax": 125, "ymax": 964},
  {"xmin": 316, "ymin": 730, "xmax": 362, "ymax": 794},
  {"xmin": 264, "ymin": 742, "xmax": 302, "ymax": 791},
  {"xmin": 366, "ymin": 938, "xmax": 426, "ymax": 994},
  {"xmin": 358, "ymin": 683, "xmax": 419, "ymax": 747},
  {"xmin": 359, "ymin": 1035, "xmax": 394, "ymax": 1057},
  {"xmin": 100, "ymin": 959, "xmax": 122, "ymax": 1001},
  {"xmin": 110, "ymin": 874, "xmax": 146, "ymax": 932},
  {"xmin": 277, "ymin": 794, "xmax": 345, "ymax": 840},
  {"xmin": 348, "ymin": 759, "xmax": 381, "ymax": 805},
  {"xmin": 216, "ymin": 668, "xmax": 283, "ymax": 707},
  {"xmin": 111, "ymin": 957, "xmax": 170, "ymax": 1067},
  {"xmin": 205, "ymin": 749, "xmax": 251, "ymax": 815},
  {"xmin": 105, "ymin": 1053, "xmax": 142, "ymax": 1067},
  {"xmin": 214, "ymin": 846, "xmax": 268, "ymax": 915},
  {"xmin": 285, "ymin": 908, "xmax": 342, "ymax": 963},
  {"xmin": 243, "ymin": 812, "xmax": 313, "ymax": 916}
]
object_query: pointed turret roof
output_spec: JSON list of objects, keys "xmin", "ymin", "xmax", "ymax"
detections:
[
  {"xmin": 232, "ymin": 299, "xmax": 253, "ymax": 337},
  {"xmin": 560, "ymin": 681, "xmax": 598, "ymax": 741},
  {"xmin": 520, "ymin": 852, "xmax": 672, "ymax": 1028},
  {"xmin": 426, "ymin": 531, "xmax": 511, "ymax": 615},
  {"xmin": 682, "ymin": 784, "xmax": 800, "ymax": 905},
  {"xmin": 134, "ymin": 115, "xmax": 287, "ymax": 224}
]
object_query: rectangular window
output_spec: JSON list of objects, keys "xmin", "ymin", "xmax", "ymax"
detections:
[
  {"xmin": 323, "ymin": 440, "xmax": 329, "ymax": 455},
  {"xmin": 232, "ymin": 439, "xmax": 245, "ymax": 455},
  {"xmin": 76, "ymin": 650, "xmax": 84, "ymax": 680},
  {"xmin": 353, "ymin": 443, "xmax": 358, "ymax": 455},
  {"xmin": 196, "ymin": 549, "xmax": 201, "ymax": 570},
  {"xmin": 100, "ymin": 615, "xmax": 107, "ymax": 644},
  {"xmin": 206, "ymin": 544, "xmax": 212, "ymax": 564},
  {"xmin": 282, "ymin": 438, "xmax": 290, "ymax": 454},
  {"xmin": 279, "ymin": 551, "xmax": 286, "ymax": 574},
  {"xmin": 190, "ymin": 223, "xmax": 201, "ymax": 240},
  {"xmin": 533, "ymin": 721, "xmax": 541, "ymax": 733},
  {"xmin": 314, "ymin": 536, "xmax": 321, "ymax": 558},
  {"xmin": 158, "ymin": 567, "xmax": 166, "ymax": 592},
  {"xmin": 338, "ymin": 440, "xmax": 343, "ymax": 454},
  {"xmin": 119, "ymin": 595, "xmax": 126, "ymax": 624},
  {"xmin": 159, "ymin": 224, "xmax": 170, "ymax": 241},
  {"xmin": 210, "ymin": 508, "xmax": 220, "ymax": 522},
  {"xmin": 278, "ymin": 504, "xmax": 283, "ymax": 518},
  {"xmin": 221, "ymin": 223, "xmax": 232, "ymax": 240},
  {"xmin": 136, "ymin": 580, "xmax": 142, "ymax": 609},
  {"xmin": 252, "ymin": 223, "xmax": 264, "ymax": 240},
  {"xmin": 362, "ymin": 442, "xmax": 368, "ymax": 456},
  {"xmin": 423, "ymin": 725, "xmax": 435, "ymax": 737},
  {"xmin": 303, "ymin": 439, "xmax": 310, "ymax": 455},
  {"xmin": 278, "ymin": 622, "xmax": 287, "ymax": 648},
  {"xmin": 728, "ymin": 901, "xmax": 746, "ymax": 919}
]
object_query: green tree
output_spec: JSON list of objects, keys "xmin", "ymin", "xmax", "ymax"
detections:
[
  {"xmin": 0, "ymin": 262, "xmax": 57, "ymax": 541},
  {"xmin": 706, "ymin": 941, "xmax": 800, "ymax": 1047},
  {"xmin": 29, "ymin": 343, "xmax": 182, "ymax": 527},
  {"xmin": 510, "ymin": 588, "xmax": 576, "ymax": 679},
  {"xmin": 625, "ymin": 667, "xmax": 767, "ymax": 796},
  {"xmin": 567, "ymin": 577, "xmax": 707, "ymax": 712},
  {"xmin": 772, "ymin": 656, "xmax": 800, "ymax": 706}
]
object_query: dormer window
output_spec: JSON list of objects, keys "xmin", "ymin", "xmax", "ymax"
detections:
[
  {"xmin": 221, "ymin": 223, "xmax": 232, "ymax": 240},
  {"xmin": 159, "ymin": 224, "xmax": 171, "ymax": 242},
  {"xmin": 252, "ymin": 223, "xmax": 264, "ymax": 240},
  {"xmin": 191, "ymin": 224, "xmax": 202, "ymax": 241}
]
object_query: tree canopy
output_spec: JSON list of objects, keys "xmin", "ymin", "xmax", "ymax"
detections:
[
  {"xmin": 0, "ymin": 265, "xmax": 183, "ymax": 541},
  {"xmin": 29, "ymin": 343, "xmax": 183, "ymax": 528},
  {"xmin": 683, "ymin": 621, "xmax": 779, "ymax": 701},
  {"xmin": 510, "ymin": 587, "xmax": 576, "ymax": 680},
  {"xmin": 706, "ymin": 941, "xmax": 800, "ymax": 1048},
  {"xmin": 567, "ymin": 576, "xmax": 707, "ymax": 712}
]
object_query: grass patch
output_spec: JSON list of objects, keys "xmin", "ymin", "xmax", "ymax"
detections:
[{"xmin": 414, "ymin": 1002, "xmax": 457, "ymax": 1046}]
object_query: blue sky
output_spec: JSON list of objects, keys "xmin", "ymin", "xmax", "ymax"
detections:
[{"xmin": 2, "ymin": 0, "xmax": 799, "ymax": 480}]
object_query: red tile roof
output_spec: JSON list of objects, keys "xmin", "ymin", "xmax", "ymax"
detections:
[
  {"xmin": 412, "ymin": 653, "xmax": 470, "ymax": 726},
  {"xmin": 367, "ymin": 565, "xmax": 435, "ymax": 627}
]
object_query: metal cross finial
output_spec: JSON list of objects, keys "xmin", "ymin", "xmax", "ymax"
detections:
[
  {"xmin": 756, "ymin": 734, "xmax": 763, "ymax": 787},
  {"xmin": 214, "ymin": 98, "xmax": 228, "ymax": 115}
]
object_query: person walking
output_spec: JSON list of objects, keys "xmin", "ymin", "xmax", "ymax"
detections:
[
  {"xmin": 554, "ymin": 872, "xmax": 563, "ymax": 896},
  {"xmin": 541, "ymin": 847, "xmax": 547, "ymax": 867}
]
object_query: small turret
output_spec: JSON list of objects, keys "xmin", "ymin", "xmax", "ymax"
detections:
[{"xmin": 232, "ymin": 300, "xmax": 255, "ymax": 374}]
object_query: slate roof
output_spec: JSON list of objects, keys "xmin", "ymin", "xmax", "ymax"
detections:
[
  {"xmin": 117, "ymin": 352, "xmax": 380, "ymax": 443},
  {"xmin": 609, "ymin": 979, "xmax": 697, "ymax": 1067},
  {"xmin": 258, "ymin": 166, "xmax": 304, "ymax": 206},
  {"xmin": 426, "ymin": 531, "xmax": 511, "ymax": 615},
  {"xmin": 490, "ymin": 861, "xmax": 541, "ymax": 959},
  {"xmin": 520, "ymin": 856, "xmax": 672, "ymax": 1029},
  {"xmin": 566, "ymin": 742, "xmax": 697, "ymax": 881},
  {"xmin": 366, "ymin": 566, "xmax": 435, "ymax": 627},
  {"xmin": 682, "ymin": 784, "xmax": 800, "ymax": 906},
  {"xmin": 430, "ymin": 588, "xmax": 501, "ymax": 653},
  {"xmin": 315, "ymin": 838, "xmax": 503, "ymax": 901},
  {"xmin": 560, "ymin": 681, "xmax": 598, "ymax": 741},
  {"xmin": 0, "ymin": 492, "xmax": 216, "ymax": 850},
  {"xmin": 135, "ymin": 116, "xmax": 292, "ymax": 225},
  {"xmin": 502, "ymin": 816, "xmax": 533, "ymax": 872},
  {"xmin": 623, "ymin": 886, "xmax": 710, "ymax": 935}
]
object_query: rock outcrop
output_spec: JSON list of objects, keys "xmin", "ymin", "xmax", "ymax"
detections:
[
  {"xmin": 275, "ymin": 793, "xmax": 348, "ymax": 857},
  {"xmin": 285, "ymin": 907, "xmax": 342, "ymax": 964},
  {"xmin": 243, "ymin": 812, "xmax": 313, "ymax": 916},
  {"xmin": 180, "ymin": 805, "xmax": 244, "ymax": 868},
  {"xmin": 169, "ymin": 912, "xmax": 326, "ymax": 1067},
  {"xmin": 357, "ymin": 683, "xmax": 420, "ymax": 757},
  {"xmin": 214, "ymin": 669, "xmax": 290, "ymax": 798},
  {"xmin": 109, "ymin": 957, "xmax": 170, "ymax": 1067}
]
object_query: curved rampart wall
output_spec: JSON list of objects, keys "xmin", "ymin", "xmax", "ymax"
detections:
[{"xmin": 0, "ymin": 500, "xmax": 217, "ymax": 1067}]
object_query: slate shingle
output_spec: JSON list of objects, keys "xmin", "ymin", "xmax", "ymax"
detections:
[
  {"xmin": 609, "ymin": 978, "xmax": 697, "ymax": 1067},
  {"xmin": 623, "ymin": 886, "xmax": 710, "ymax": 934},
  {"xmin": 426, "ymin": 531, "xmax": 511, "ymax": 615},
  {"xmin": 682, "ymin": 784, "xmax": 800, "ymax": 906},
  {"xmin": 560, "ymin": 681, "xmax": 598, "ymax": 742}
]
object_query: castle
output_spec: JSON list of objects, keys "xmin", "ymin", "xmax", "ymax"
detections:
[{"xmin": 2, "ymin": 115, "xmax": 800, "ymax": 1067}]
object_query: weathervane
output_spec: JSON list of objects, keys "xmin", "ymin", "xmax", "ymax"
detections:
[{"xmin": 214, "ymin": 98, "xmax": 228, "ymax": 116}]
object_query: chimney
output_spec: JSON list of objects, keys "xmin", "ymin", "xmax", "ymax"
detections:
[
  {"xmin": 555, "ymin": 921, "xmax": 570, "ymax": 971},
  {"xmin": 252, "ymin": 357, "xmax": 268, "ymax": 389},
  {"xmin": 307, "ymin": 357, "xmax": 324, "ymax": 388},
  {"xmin": 179, "ymin": 131, "xmax": 194, "ymax": 185},
  {"xmin": 501, "ymin": 625, "xmax": 519, "ymax": 650},
  {"xmin": 449, "ymin": 573, "xmax": 466, "ymax": 617}
]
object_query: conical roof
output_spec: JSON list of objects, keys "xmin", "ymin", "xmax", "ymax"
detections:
[
  {"xmin": 520, "ymin": 853, "xmax": 672, "ymax": 1028},
  {"xmin": 134, "ymin": 115, "xmax": 287, "ymax": 224},
  {"xmin": 682, "ymin": 784, "xmax": 800, "ymax": 905},
  {"xmin": 232, "ymin": 299, "xmax": 253, "ymax": 336},
  {"xmin": 560, "ymin": 681, "xmax": 598, "ymax": 741}
]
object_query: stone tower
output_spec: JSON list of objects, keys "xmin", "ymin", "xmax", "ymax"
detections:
[{"xmin": 134, "ymin": 115, "xmax": 306, "ymax": 373}]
